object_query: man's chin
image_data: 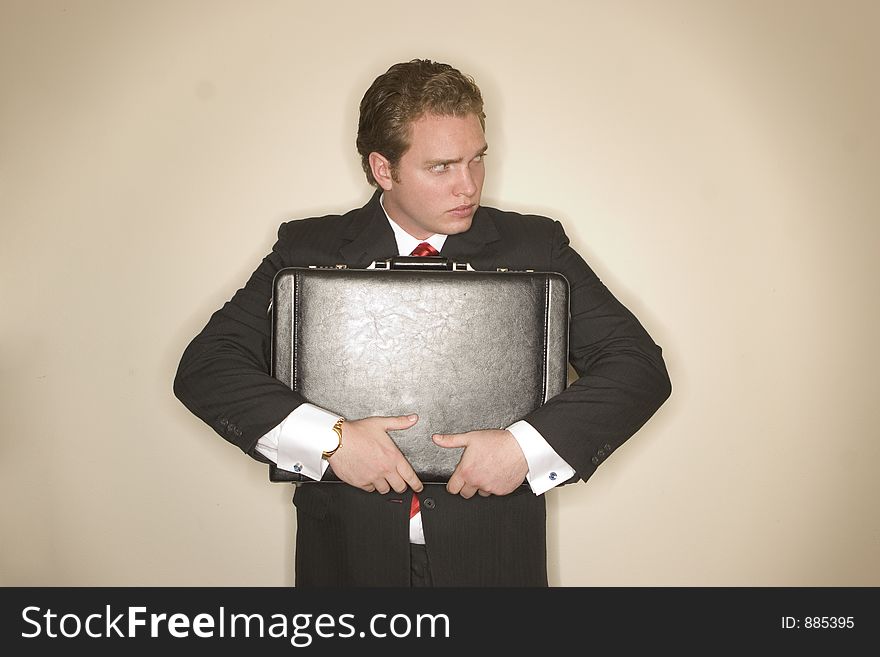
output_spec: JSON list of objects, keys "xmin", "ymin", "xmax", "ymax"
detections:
[
  {"xmin": 445, "ymin": 222, "xmax": 472, "ymax": 236},
  {"xmin": 443, "ymin": 211, "xmax": 477, "ymax": 235}
]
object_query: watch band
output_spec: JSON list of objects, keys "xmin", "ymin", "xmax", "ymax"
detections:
[{"xmin": 322, "ymin": 417, "xmax": 345, "ymax": 459}]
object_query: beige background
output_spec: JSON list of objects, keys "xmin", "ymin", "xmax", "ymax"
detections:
[{"xmin": 1, "ymin": 0, "xmax": 877, "ymax": 586}]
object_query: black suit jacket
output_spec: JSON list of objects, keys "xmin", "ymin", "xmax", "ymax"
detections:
[{"xmin": 174, "ymin": 191, "xmax": 671, "ymax": 586}]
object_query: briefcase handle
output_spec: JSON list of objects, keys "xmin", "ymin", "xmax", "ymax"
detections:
[{"xmin": 373, "ymin": 256, "xmax": 472, "ymax": 271}]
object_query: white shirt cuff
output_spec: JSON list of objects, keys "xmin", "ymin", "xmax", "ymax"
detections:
[
  {"xmin": 254, "ymin": 403, "xmax": 341, "ymax": 480},
  {"xmin": 507, "ymin": 420, "xmax": 576, "ymax": 495}
]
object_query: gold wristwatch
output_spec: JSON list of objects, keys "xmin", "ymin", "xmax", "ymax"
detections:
[{"xmin": 322, "ymin": 418, "xmax": 345, "ymax": 459}]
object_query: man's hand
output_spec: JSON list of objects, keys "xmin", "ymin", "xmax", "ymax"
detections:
[
  {"xmin": 327, "ymin": 414, "xmax": 424, "ymax": 495},
  {"xmin": 432, "ymin": 429, "xmax": 528, "ymax": 499}
]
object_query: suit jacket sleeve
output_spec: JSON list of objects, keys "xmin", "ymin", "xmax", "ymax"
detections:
[
  {"xmin": 522, "ymin": 220, "xmax": 671, "ymax": 484},
  {"xmin": 173, "ymin": 222, "xmax": 305, "ymax": 460}
]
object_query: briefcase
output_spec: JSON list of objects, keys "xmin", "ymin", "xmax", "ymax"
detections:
[{"xmin": 268, "ymin": 256, "xmax": 569, "ymax": 483}]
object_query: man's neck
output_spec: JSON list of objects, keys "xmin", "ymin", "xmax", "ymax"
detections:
[{"xmin": 379, "ymin": 193, "xmax": 448, "ymax": 256}]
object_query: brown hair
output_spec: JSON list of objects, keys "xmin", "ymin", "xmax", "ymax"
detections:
[{"xmin": 356, "ymin": 59, "xmax": 486, "ymax": 186}]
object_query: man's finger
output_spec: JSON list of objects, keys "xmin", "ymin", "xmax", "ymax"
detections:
[
  {"xmin": 446, "ymin": 472, "xmax": 464, "ymax": 495},
  {"xmin": 382, "ymin": 414, "xmax": 419, "ymax": 431},
  {"xmin": 386, "ymin": 472, "xmax": 409, "ymax": 495},
  {"xmin": 433, "ymin": 432, "xmax": 468, "ymax": 448},
  {"xmin": 397, "ymin": 462, "xmax": 423, "ymax": 493},
  {"xmin": 458, "ymin": 484, "xmax": 478, "ymax": 500}
]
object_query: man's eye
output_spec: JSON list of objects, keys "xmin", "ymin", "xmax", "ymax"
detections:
[{"xmin": 430, "ymin": 163, "xmax": 449, "ymax": 173}]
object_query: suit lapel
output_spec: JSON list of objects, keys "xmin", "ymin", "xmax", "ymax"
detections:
[{"xmin": 338, "ymin": 191, "xmax": 398, "ymax": 267}]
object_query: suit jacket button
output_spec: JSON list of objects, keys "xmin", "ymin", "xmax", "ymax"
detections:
[
  {"xmin": 233, "ymin": 426, "xmax": 242, "ymax": 437},
  {"xmin": 423, "ymin": 498, "xmax": 435, "ymax": 510},
  {"xmin": 219, "ymin": 418, "xmax": 228, "ymax": 427},
  {"xmin": 591, "ymin": 456, "xmax": 600, "ymax": 465}
]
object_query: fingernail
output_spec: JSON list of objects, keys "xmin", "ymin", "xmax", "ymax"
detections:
[{"xmin": 408, "ymin": 414, "xmax": 417, "ymax": 421}]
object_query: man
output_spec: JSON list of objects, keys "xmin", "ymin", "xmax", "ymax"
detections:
[{"xmin": 174, "ymin": 59, "xmax": 671, "ymax": 586}]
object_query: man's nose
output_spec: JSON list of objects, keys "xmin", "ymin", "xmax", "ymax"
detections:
[{"xmin": 453, "ymin": 166, "xmax": 477, "ymax": 197}]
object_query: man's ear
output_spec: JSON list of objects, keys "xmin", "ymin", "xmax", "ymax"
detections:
[{"xmin": 368, "ymin": 152, "xmax": 394, "ymax": 191}]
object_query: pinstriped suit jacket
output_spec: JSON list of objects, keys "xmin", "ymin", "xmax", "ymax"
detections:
[{"xmin": 174, "ymin": 191, "xmax": 670, "ymax": 586}]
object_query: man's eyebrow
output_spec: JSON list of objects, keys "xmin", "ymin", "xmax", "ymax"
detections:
[
  {"xmin": 425, "ymin": 145, "xmax": 489, "ymax": 166},
  {"xmin": 425, "ymin": 156, "xmax": 462, "ymax": 166}
]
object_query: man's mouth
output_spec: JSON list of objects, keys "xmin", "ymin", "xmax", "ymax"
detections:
[{"xmin": 449, "ymin": 204, "xmax": 475, "ymax": 218}]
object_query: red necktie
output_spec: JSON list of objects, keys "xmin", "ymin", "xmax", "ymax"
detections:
[
  {"xmin": 410, "ymin": 241, "xmax": 439, "ymax": 257},
  {"xmin": 407, "ymin": 241, "xmax": 439, "ymax": 520}
]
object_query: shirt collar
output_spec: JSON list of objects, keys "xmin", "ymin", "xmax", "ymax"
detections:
[{"xmin": 379, "ymin": 193, "xmax": 448, "ymax": 256}]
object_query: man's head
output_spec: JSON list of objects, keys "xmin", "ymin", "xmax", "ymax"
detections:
[
  {"xmin": 357, "ymin": 59, "xmax": 486, "ymax": 186},
  {"xmin": 357, "ymin": 59, "xmax": 488, "ymax": 239}
]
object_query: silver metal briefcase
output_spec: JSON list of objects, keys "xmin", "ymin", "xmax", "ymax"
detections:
[{"xmin": 269, "ymin": 256, "xmax": 569, "ymax": 483}]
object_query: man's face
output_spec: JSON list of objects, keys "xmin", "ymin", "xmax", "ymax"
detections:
[{"xmin": 378, "ymin": 112, "xmax": 487, "ymax": 240}]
